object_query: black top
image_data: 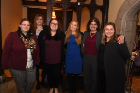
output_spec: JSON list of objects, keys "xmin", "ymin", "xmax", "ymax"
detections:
[
  {"xmin": 38, "ymin": 30, "xmax": 65, "ymax": 64},
  {"xmin": 98, "ymin": 42, "xmax": 107, "ymax": 71},
  {"xmin": 100, "ymin": 41, "xmax": 130, "ymax": 93}
]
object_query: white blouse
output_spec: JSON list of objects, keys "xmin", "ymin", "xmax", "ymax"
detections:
[{"xmin": 26, "ymin": 49, "xmax": 33, "ymax": 68}]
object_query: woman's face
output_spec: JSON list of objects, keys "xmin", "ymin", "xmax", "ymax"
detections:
[
  {"xmin": 50, "ymin": 20, "xmax": 58, "ymax": 31},
  {"xmin": 105, "ymin": 25, "xmax": 115, "ymax": 38},
  {"xmin": 20, "ymin": 21, "xmax": 30, "ymax": 32},
  {"xmin": 70, "ymin": 21, "xmax": 77, "ymax": 31},
  {"xmin": 36, "ymin": 16, "xmax": 43, "ymax": 26},
  {"xmin": 90, "ymin": 21, "xmax": 98, "ymax": 31}
]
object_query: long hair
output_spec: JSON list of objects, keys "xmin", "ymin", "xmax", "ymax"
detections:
[
  {"xmin": 17, "ymin": 18, "xmax": 32, "ymax": 38},
  {"xmin": 32, "ymin": 14, "xmax": 44, "ymax": 33},
  {"xmin": 64, "ymin": 20, "xmax": 81, "ymax": 45},
  {"xmin": 100, "ymin": 22, "xmax": 118, "ymax": 45},
  {"xmin": 86, "ymin": 17, "xmax": 101, "ymax": 31},
  {"xmin": 46, "ymin": 19, "xmax": 61, "ymax": 41}
]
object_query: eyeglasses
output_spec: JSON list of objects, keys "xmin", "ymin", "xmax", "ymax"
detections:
[
  {"xmin": 36, "ymin": 18, "xmax": 43, "ymax": 21},
  {"xmin": 51, "ymin": 23, "xmax": 58, "ymax": 26},
  {"xmin": 90, "ymin": 23, "xmax": 97, "ymax": 26},
  {"xmin": 21, "ymin": 24, "xmax": 30, "ymax": 26}
]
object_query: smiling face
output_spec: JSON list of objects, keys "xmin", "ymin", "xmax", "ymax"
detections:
[
  {"xmin": 90, "ymin": 21, "xmax": 98, "ymax": 31},
  {"xmin": 50, "ymin": 20, "xmax": 58, "ymax": 31},
  {"xmin": 20, "ymin": 21, "xmax": 30, "ymax": 32},
  {"xmin": 105, "ymin": 25, "xmax": 115, "ymax": 38},
  {"xmin": 36, "ymin": 16, "xmax": 43, "ymax": 26},
  {"xmin": 70, "ymin": 21, "xmax": 77, "ymax": 31}
]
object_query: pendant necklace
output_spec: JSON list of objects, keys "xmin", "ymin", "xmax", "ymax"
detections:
[{"xmin": 90, "ymin": 31, "xmax": 96, "ymax": 38}]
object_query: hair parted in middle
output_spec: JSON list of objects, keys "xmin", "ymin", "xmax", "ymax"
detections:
[
  {"xmin": 46, "ymin": 19, "xmax": 61, "ymax": 41},
  {"xmin": 18, "ymin": 18, "xmax": 32, "ymax": 38},
  {"xmin": 32, "ymin": 14, "xmax": 44, "ymax": 33},
  {"xmin": 100, "ymin": 22, "xmax": 118, "ymax": 45},
  {"xmin": 64, "ymin": 20, "xmax": 81, "ymax": 45},
  {"xmin": 86, "ymin": 17, "xmax": 101, "ymax": 31}
]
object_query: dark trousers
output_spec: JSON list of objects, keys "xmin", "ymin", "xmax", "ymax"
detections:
[
  {"xmin": 83, "ymin": 54, "xmax": 97, "ymax": 93},
  {"xmin": 9, "ymin": 67, "xmax": 36, "ymax": 93},
  {"xmin": 98, "ymin": 68, "xmax": 106, "ymax": 93},
  {"xmin": 36, "ymin": 65, "xmax": 47, "ymax": 85},
  {"xmin": 43, "ymin": 63, "xmax": 61, "ymax": 88},
  {"xmin": 67, "ymin": 73, "xmax": 79, "ymax": 91}
]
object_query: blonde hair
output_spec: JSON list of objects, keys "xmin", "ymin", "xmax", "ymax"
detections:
[
  {"xmin": 32, "ymin": 14, "xmax": 44, "ymax": 33},
  {"xmin": 100, "ymin": 22, "xmax": 118, "ymax": 45},
  {"xmin": 64, "ymin": 20, "xmax": 81, "ymax": 45}
]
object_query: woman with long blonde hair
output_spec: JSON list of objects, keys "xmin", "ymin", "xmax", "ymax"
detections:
[{"xmin": 64, "ymin": 20, "xmax": 83, "ymax": 93}]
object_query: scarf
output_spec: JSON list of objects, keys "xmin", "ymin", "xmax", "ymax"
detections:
[{"xmin": 20, "ymin": 32, "xmax": 36, "ymax": 53}]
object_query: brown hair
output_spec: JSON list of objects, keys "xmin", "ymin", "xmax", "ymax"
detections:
[
  {"xmin": 18, "ymin": 18, "xmax": 32, "ymax": 37},
  {"xmin": 86, "ymin": 17, "xmax": 101, "ymax": 31},
  {"xmin": 100, "ymin": 22, "xmax": 118, "ymax": 45},
  {"xmin": 64, "ymin": 20, "xmax": 81, "ymax": 45},
  {"xmin": 32, "ymin": 14, "xmax": 44, "ymax": 33},
  {"xmin": 19, "ymin": 18, "xmax": 30, "ymax": 25}
]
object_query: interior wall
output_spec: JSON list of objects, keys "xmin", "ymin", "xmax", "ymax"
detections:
[
  {"xmin": 23, "ymin": 6, "xmax": 27, "ymax": 18},
  {"xmin": 95, "ymin": 9, "xmax": 102, "ymax": 28},
  {"xmin": 108, "ymin": 0, "xmax": 125, "ymax": 22},
  {"xmin": 1, "ymin": 0, "xmax": 23, "ymax": 77},
  {"xmin": 80, "ymin": 0, "xmax": 103, "ymax": 32},
  {"xmin": 137, "ymin": 11, "xmax": 140, "ymax": 25},
  {"xmin": 80, "ymin": 7, "xmax": 90, "ymax": 32},
  {"xmin": 72, "ymin": 11, "xmax": 77, "ymax": 21}
]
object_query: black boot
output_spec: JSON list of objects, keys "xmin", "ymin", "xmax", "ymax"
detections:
[
  {"xmin": 40, "ymin": 81, "xmax": 48, "ymax": 88},
  {"xmin": 69, "ymin": 89, "xmax": 73, "ymax": 93},
  {"xmin": 36, "ymin": 82, "xmax": 40, "ymax": 90}
]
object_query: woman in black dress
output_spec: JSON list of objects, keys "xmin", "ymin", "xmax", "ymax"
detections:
[{"xmin": 98, "ymin": 22, "xmax": 131, "ymax": 93}]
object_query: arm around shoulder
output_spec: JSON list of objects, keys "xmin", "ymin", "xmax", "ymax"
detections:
[{"xmin": 118, "ymin": 41, "xmax": 131, "ymax": 60}]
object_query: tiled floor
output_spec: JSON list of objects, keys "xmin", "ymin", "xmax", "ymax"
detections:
[{"xmin": 0, "ymin": 74, "xmax": 140, "ymax": 93}]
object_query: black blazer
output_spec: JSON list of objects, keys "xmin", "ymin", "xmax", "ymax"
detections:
[
  {"xmin": 104, "ymin": 41, "xmax": 130, "ymax": 93},
  {"xmin": 38, "ymin": 30, "xmax": 65, "ymax": 64},
  {"xmin": 81, "ymin": 31, "xmax": 103, "ymax": 55}
]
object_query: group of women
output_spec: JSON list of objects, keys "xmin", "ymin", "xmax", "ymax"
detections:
[{"xmin": 1, "ymin": 14, "xmax": 131, "ymax": 93}]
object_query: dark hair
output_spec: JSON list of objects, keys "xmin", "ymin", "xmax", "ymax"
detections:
[
  {"xmin": 86, "ymin": 17, "xmax": 100, "ymax": 31},
  {"xmin": 46, "ymin": 19, "xmax": 61, "ymax": 41},
  {"xmin": 17, "ymin": 18, "xmax": 32, "ymax": 38},
  {"xmin": 32, "ymin": 14, "xmax": 44, "ymax": 33},
  {"xmin": 100, "ymin": 22, "xmax": 118, "ymax": 45}
]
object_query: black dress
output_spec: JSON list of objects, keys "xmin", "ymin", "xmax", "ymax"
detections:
[{"xmin": 98, "ymin": 41, "xmax": 131, "ymax": 93}]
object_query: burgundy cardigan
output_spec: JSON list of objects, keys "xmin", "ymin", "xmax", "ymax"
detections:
[{"xmin": 1, "ymin": 31, "xmax": 40, "ymax": 71}]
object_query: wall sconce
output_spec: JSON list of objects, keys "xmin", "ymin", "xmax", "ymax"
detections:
[{"xmin": 52, "ymin": 10, "xmax": 56, "ymax": 19}]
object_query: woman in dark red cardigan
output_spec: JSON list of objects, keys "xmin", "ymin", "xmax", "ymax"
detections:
[{"xmin": 1, "ymin": 18, "xmax": 40, "ymax": 93}]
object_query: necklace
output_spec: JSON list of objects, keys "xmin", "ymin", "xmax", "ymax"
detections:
[{"xmin": 90, "ymin": 32, "xmax": 96, "ymax": 38}]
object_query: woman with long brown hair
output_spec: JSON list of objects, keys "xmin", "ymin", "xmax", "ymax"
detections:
[
  {"xmin": 64, "ymin": 20, "xmax": 83, "ymax": 93},
  {"xmin": 98, "ymin": 22, "xmax": 130, "ymax": 93}
]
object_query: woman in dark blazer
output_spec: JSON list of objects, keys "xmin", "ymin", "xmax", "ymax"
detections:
[
  {"xmin": 32, "ymin": 14, "xmax": 48, "ymax": 90},
  {"xmin": 38, "ymin": 19, "xmax": 65, "ymax": 93},
  {"xmin": 98, "ymin": 22, "xmax": 131, "ymax": 93},
  {"xmin": 2, "ymin": 18, "xmax": 40, "ymax": 93},
  {"xmin": 81, "ymin": 17, "xmax": 124, "ymax": 93}
]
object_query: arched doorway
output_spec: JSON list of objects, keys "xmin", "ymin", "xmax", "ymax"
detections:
[{"xmin": 115, "ymin": 0, "xmax": 140, "ymax": 52}]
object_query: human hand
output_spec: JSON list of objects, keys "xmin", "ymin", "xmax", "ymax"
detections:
[{"xmin": 117, "ymin": 35, "xmax": 124, "ymax": 44}]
